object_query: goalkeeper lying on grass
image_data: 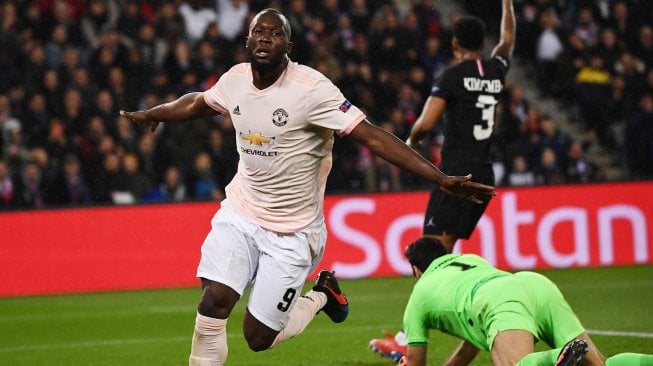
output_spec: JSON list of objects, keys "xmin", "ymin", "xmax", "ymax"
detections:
[{"xmin": 396, "ymin": 236, "xmax": 653, "ymax": 366}]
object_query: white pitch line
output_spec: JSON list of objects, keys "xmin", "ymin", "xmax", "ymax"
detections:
[
  {"xmin": 0, "ymin": 324, "xmax": 396, "ymax": 354},
  {"xmin": 587, "ymin": 329, "xmax": 653, "ymax": 339},
  {"xmin": 1, "ymin": 326, "xmax": 651, "ymax": 354}
]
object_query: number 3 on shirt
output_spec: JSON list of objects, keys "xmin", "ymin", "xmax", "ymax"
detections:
[{"xmin": 474, "ymin": 94, "xmax": 498, "ymax": 141}]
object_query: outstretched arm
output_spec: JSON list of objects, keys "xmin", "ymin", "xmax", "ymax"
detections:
[
  {"xmin": 120, "ymin": 92, "xmax": 219, "ymax": 132},
  {"xmin": 349, "ymin": 120, "xmax": 495, "ymax": 203},
  {"xmin": 491, "ymin": 0, "xmax": 516, "ymax": 60},
  {"xmin": 443, "ymin": 340, "xmax": 480, "ymax": 366}
]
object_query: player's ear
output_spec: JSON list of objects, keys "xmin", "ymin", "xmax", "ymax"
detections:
[
  {"xmin": 412, "ymin": 265, "xmax": 423, "ymax": 279},
  {"xmin": 286, "ymin": 41, "xmax": 293, "ymax": 55}
]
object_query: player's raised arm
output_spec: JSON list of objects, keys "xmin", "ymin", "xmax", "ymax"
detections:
[
  {"xmin": 491, "ymin": 0, "xmax": 516, "ymax": 60},
  {"xmin": 406, "ymin": 95, "xmax": 446, "ymax": 151},
  {"xmin": 120, "ymin": 92, "xmax": 219, "ymax": 132},
  {"xmin": 349, "ymin": 120, "xmax": 495, "ymax": 203}
]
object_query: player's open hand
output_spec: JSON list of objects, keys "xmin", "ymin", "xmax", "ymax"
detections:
[
  {"xmin": 119, "ymin": 110, "xmax": 160, "ymax": 132},
  {"xmin": 439, "ymin": 174, "xmax": 496, "ymax": 204}
]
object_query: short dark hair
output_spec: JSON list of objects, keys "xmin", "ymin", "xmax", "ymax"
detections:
[
  {"xmin": 453, "ymin": 16, "xmax": 485, "ymax": 51},
  {"xmin": 249, "ymin": 8, "xmax": 292, "ymax": 40},
  {"xmin": 404, "ymin": 237, "xmax": 449, "ymax": 273}
]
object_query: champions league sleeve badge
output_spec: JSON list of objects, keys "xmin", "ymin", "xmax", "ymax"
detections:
[{"xmin": 339, "ymin": 99, "xmax": 352, "ymax": 113}]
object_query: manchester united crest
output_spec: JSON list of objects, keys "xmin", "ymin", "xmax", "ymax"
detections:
[{"xmin": 272, "ymin": 108, "xmax": 289, "ymax": 127}]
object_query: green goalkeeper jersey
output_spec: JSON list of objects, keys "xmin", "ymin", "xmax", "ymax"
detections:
[{"xmin": 402, "ymin": 253, "xmax": 510, "ymax": 350}]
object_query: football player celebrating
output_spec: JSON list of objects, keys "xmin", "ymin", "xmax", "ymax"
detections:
[{"xmin": 121, "ymin": 8, "xmax": 495, "ymax": 365}]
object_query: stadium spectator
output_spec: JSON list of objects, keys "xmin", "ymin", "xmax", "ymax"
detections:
[
  {"xmin": 29, "ymin": 146, "xmax": 59, "ymax": 196},
  {"xmin": 46, "ymin": 153, "xmax": 92, "ymax": 206},
  {"xmin": 421, "ymin": 35, "xmax": 449, "ymax": 82},
  {"xmin": 188, "ymin": 151, "xmax": 223, "ymax": 201},
  {"xmin": 136, "ymin": 132, "xmax": 164, "ymax": 184},
  {"xmin": 625, "ymin": 93, "xmax": 653, "ymax": 179},
  {"xmin": 595, "ymin": 27, "xmax": 623, "ymax": 74},
  {"xmin": 573, "ymin": 6, "xmax": 600, "ymax": 49},
  {"xmin": 42, "ymin": 68, "xmax": 65, "ymax": 118},
  {"xmin": 154, "ymin": 1, "xmax": 186, "ymax": 47},
  {"xmin": 163, "ymin": 39, "xmax": 200, "ymax": 87},
  {"xmin": 133, "ymin": 23, "xmax": 169, "ymax": 71},
  {"xmin": 574, "ymin": 54, "xmax": 612, "ymax": 143},
  {"xmin": 0, "ymin": 159, "xmax": 14, "ymax": 208},
  {"xmin": 215, "ymin": 0, "xmax": 249, "ymax": 42},
  {"xmin": 70, "ymin": 68, "xmax": 99, "ymax": 111},
  {"xmin": 193, "ymin": 39, "xmax": 220, "ymax": 82},
  {"xmin": 95, "ymin": 150, "xmax": 122, "ymax": 204},
  {"xmin": 285, "ymin": 0, "xmax": 311, "ymax": 63},
  {"xmin": 614, "ymin": 51, "xmax": 647, "ymax": 104},
  {"xmin": 21, "ymin": 1, "xmax": 49, "ymax": 42},
  {"xmin": 60, "ymin": 88, "xmax": 86, "ymax": 139},
  {"xmin": 46, "ymin": 0, "xmax": 85, "ymax": 48},
  {"xmin": 178, "ymin": 0, "xmax": 218, "ymax": 45},
  {"xmin": 114, "ymin": 114, "xmax": 138, "ymax": 152},
  {"xmin": 535, "ymin": 7, "xmax": 564, "ymax": 98},
  {"xmin": 635, "ymin": 24, "xmax": 653, "ymax": 69},
  {"xmin": 499, "ymin": 84, "xmax": 530, "ymax": 147},
  {"xmin": 200, "ymin": 21, "xmax": 235, "ymax": 68},
  {"xmin": 536, "ymin": 147, "xmax": 564, "ymax": 185},
  {"xmin": 93, "ymin": 90, "xmax": 119, "ymax": 132},
  {"xmin": 397, "ymin": 236, "xmax": 653, "ymax": 366},
  {"xmin": 607, "ymin": 1, "xmax": 638, "ymax": 52},
  {"xmin": 143, "ymin": 165, "xmax": 187, "ymax": 203},
  {"xmin": 347, "ymin": 0, "xmax": 371, "ymax": 34},
  {"xmin": 120, "ymin": 9, "xmax": 494, "ymax": 365},
  {"xmin": 0, "ymin": 93, "xmax": 22, "ymax": 143},
  {"xmin": 80, "ymin": 0, "xmax": 119, "ymax": 50},
  {"xmin": 205, "ymin": 128, "xmax": 238, "ymax": 193},
  {"xmin": 369, "ymin": 6, "xmax": 406, "ymax": 73},
  {"xmin": 333, "ymin": 13, "xmax": 355, "ymax": 58},
  {"xmin": 116, "ymin": 0, "xmax": 145, "ymax": 42},
  {"xmin": 12, "ymin": 160, "xmax": 46, "ymax": 208},
  {"xmin": 564, "ymin": 140, "xmax": 600, "ymax": 183},
  {"xmin": 44, "ymin": 117, "xmax": 71, "ymax": 164},
  {"xmin": 536, "ymin": 116, "xmax": 572, "ymax": 168},
  {"xmin": 506, "ymin": 155, "xmax": 536, "ymax": 187},
  {"xmin": 412, "ymin": 0, "xmax": 442, "ymax": 40},
  {"xmin": 23, "ymin": 44, "xmax": 49, "ymax": 96},
  {"xmin": 44, "ymin": 23, "xmax": 70, "ymax": 68},
  {"xmin": 1, "ymin": 120, "xmax": 28, "ymax": 179}
]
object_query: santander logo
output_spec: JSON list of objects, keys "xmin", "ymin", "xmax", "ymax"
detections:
[{"xmin": 318, "ymin": 183, "xmax": 652, "ymax": 278}]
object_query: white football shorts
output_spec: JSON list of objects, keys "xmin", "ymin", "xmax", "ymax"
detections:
[{"xmin": 196, "ymin": 199, "xmax": 326, "ymax": 331}]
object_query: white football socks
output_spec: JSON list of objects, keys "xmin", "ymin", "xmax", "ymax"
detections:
[
  {"xmin": 395, "ymin": 330, "xmax": 408, "ymax": 346},
  {"xmin": 270, "ymin": 290, "xmax": 327, "ymax": 348},
  {"xmin": 189, "ymin": 313, "xmax": 228, "ymax": 366}
]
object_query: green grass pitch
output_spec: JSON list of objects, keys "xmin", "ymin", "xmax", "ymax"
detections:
[{"xmin": 1, "ymin": 265, "xmax": 651, "ymax": 365}]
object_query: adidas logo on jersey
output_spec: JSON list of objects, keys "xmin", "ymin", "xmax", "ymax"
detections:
[{"xmin": 233, "ymin": 105, "xmax": 241, "ymax": 115}]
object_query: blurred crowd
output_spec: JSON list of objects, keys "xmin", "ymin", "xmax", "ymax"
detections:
[
  {"xmin": 467, "ymin": 0, "xmax": 653, "ymax": 183},
  {"xmin": 0, "ymin": 0, "xmax": 651, "ymax": 210}
]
